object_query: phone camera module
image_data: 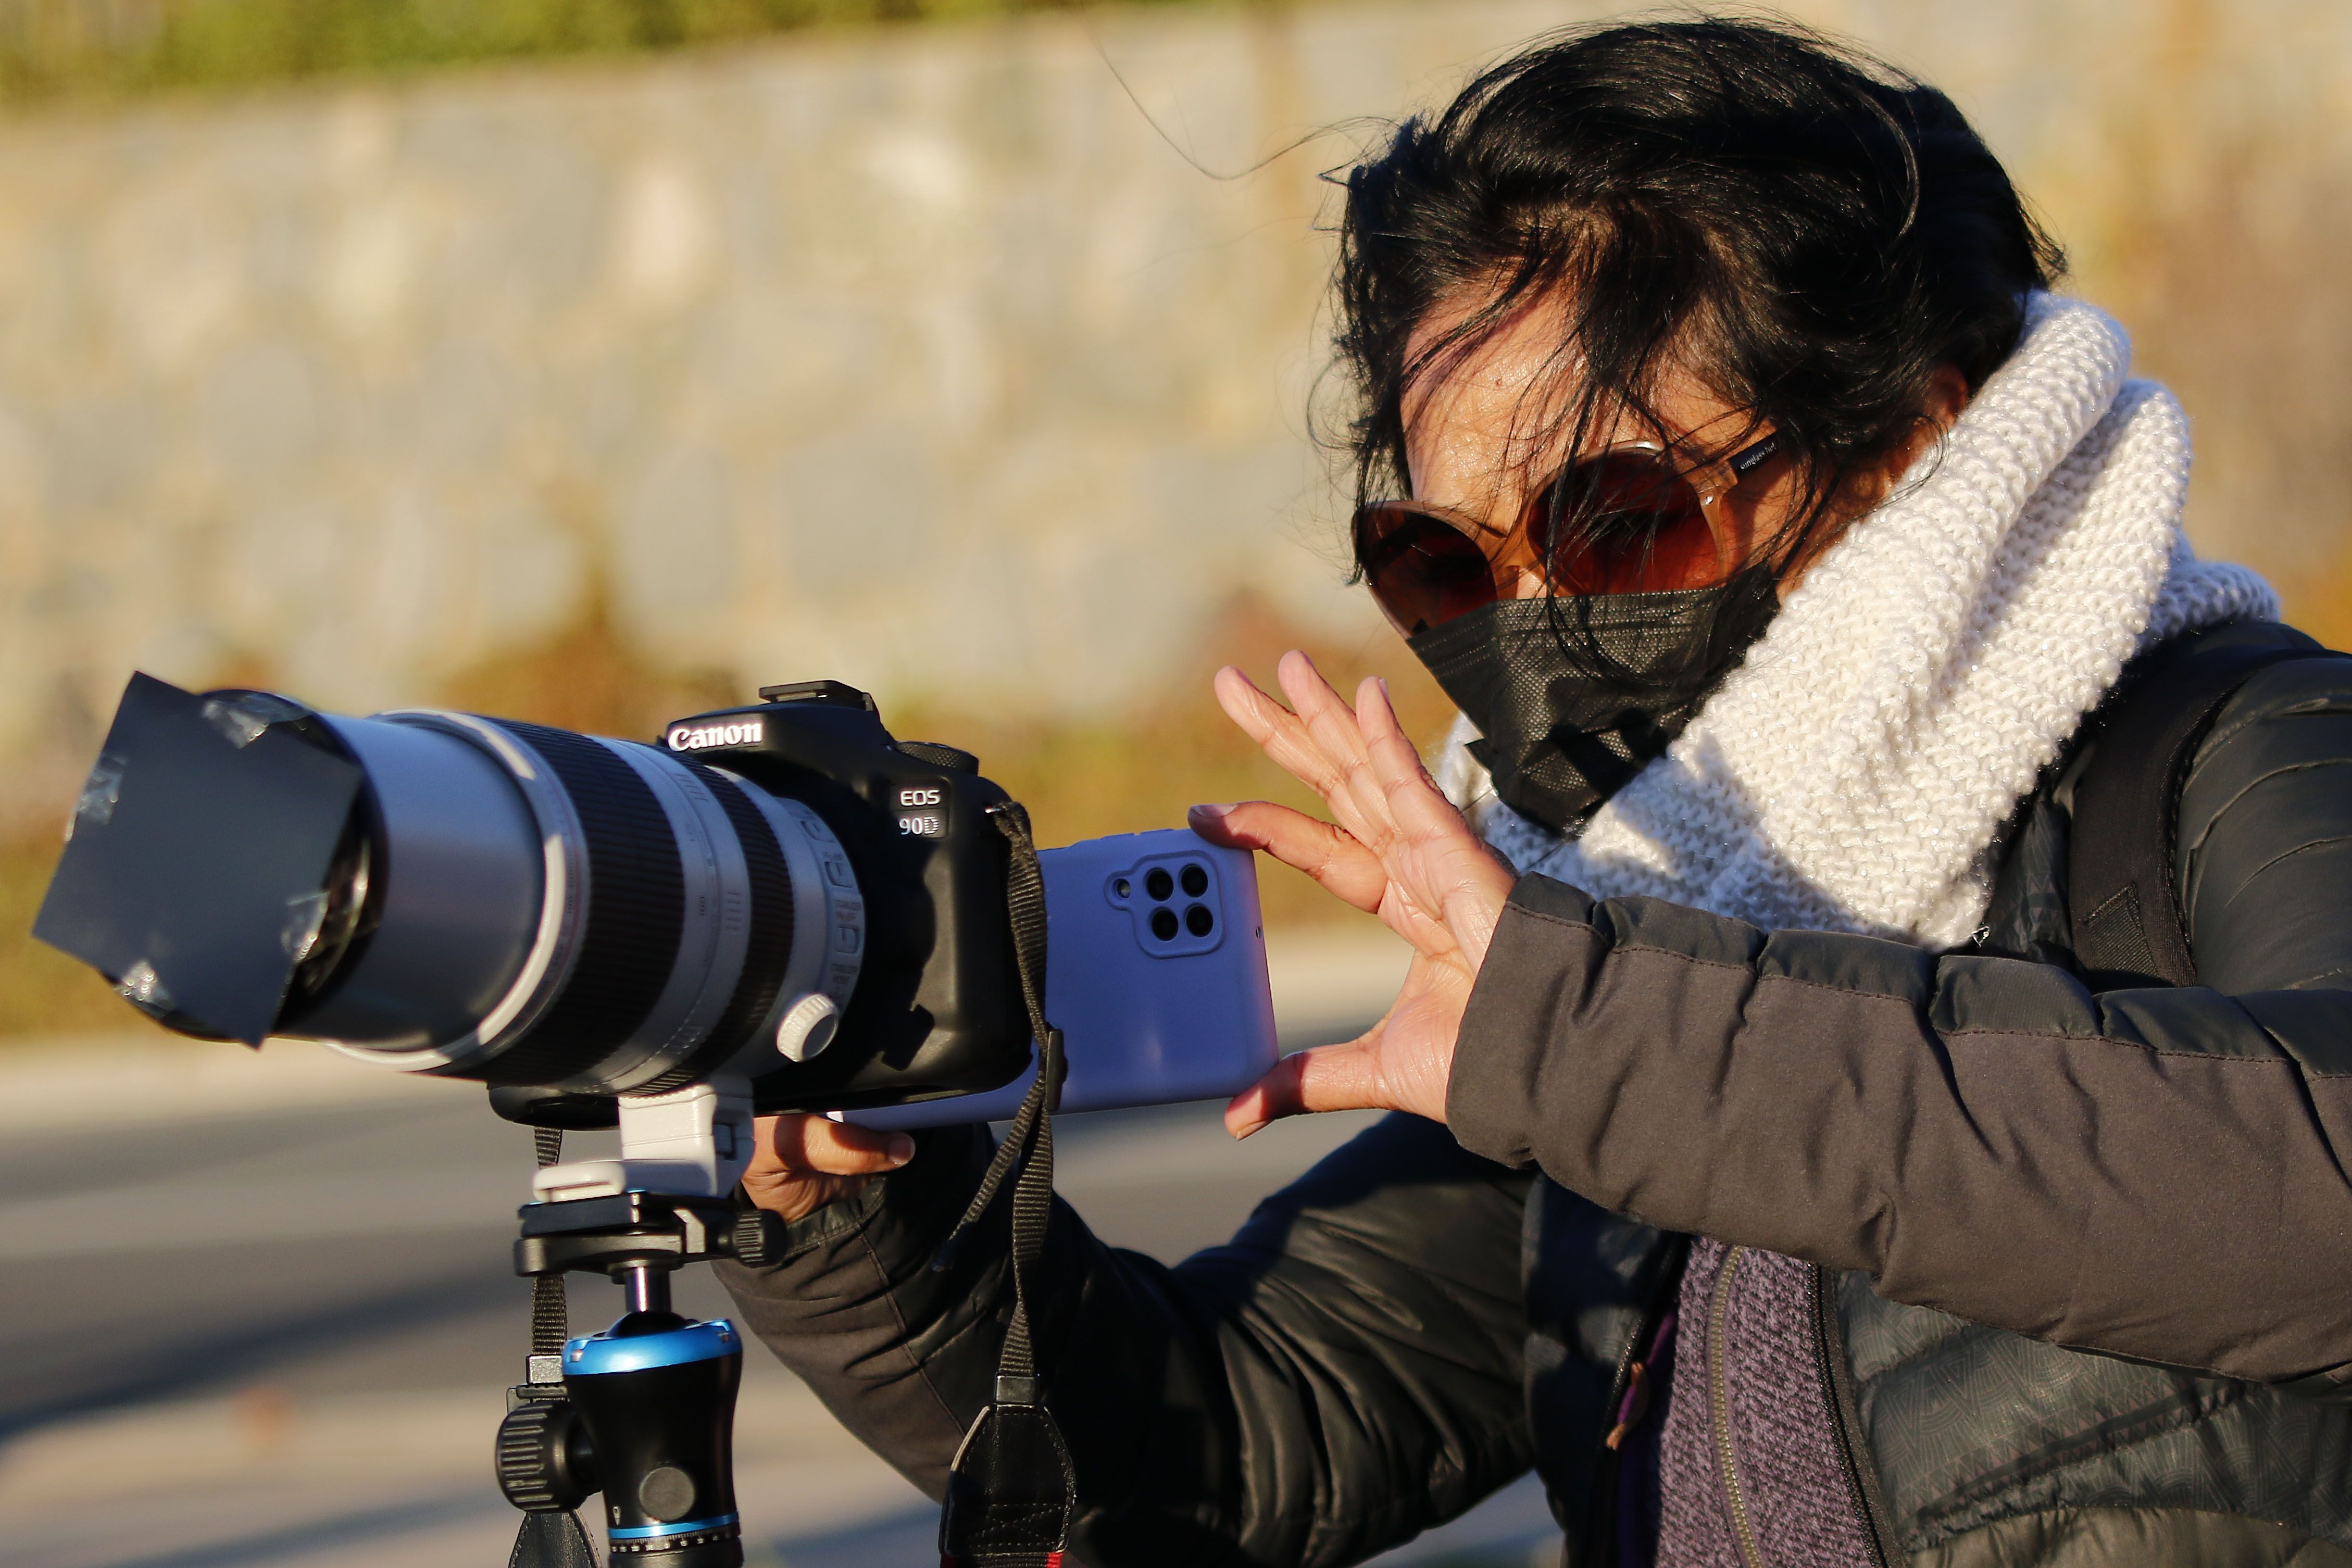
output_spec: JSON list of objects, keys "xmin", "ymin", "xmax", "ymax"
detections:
[
  {"xmin": 1180, "ymin": 863, "xmax": 1209, "ymax": 898},
  {"xmin": 1150, "ymin": 907, "xmax": 1180, "ymax": 941},
  {"xmin": 1145, "ymin": 867, "xmax": 1175, "ymax": 902},
  {"xmin": 1184, "ymin": 904, "xmax": 1214, "ymax": 938}
]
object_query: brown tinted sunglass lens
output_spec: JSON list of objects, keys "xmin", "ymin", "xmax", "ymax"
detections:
[
  {"xmin": 1355, "ymin": 504, "xmax": 1498, "ymax": 634},
  {"xmin": 1541, "ymin": 451, "xmax": 1722, "ymax": 596}
]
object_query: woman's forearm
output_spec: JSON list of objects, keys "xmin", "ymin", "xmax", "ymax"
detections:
[{"xmin": 1449, "ymin": 875, "xmax": 2352, "ymax": 1388}]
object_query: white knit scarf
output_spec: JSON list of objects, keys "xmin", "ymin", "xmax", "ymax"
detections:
[{"xmin": 1439, "ymin": 294, "xmax": 2278, "ymax": 947}]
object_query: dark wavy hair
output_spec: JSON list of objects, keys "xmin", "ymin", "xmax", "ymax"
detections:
[{"xmin": 1333, "ymin": 15, "xmax": 2065, "ymax": 584}]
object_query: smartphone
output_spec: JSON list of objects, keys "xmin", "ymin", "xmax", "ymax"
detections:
[{"xmin": 837, "ymin": 828, "xmax": 1278, "ymax": 1130}]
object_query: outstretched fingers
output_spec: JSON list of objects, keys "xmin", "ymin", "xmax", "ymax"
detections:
[
  {"xmin": 1274, "ymin": 653, "xmax": 1403, "ymax": 848},
  {"xmin": 1356, "ymin": 675, "xmax": 1462, "ymax": 847},
  {"xmin": 1355, "ymin": 675, "xmax": 1516, "ymax": 960},
  {"xmin": 1188, "ymin": 800, "xmax": 1387, "ymax": 912},
  {"xmin": 1219, "ymin": 657, "xmax": 1386, "ymax": 848},
  {"xmin": 1213, "ymin": 664, "xmax": 1349, "ymax": 807}
]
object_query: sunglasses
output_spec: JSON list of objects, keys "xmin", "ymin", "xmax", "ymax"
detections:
[{"xmin": 1353, "ymin": 432, "xmax": 1783, "ymax": 634}]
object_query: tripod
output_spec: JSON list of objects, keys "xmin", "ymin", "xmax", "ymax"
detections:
[
  {"xmin": 490, "ymin": 800, "xmax": 1077, "ymax": 1568},
  {"xmin": 492, "ymin": 1086, "xmax": 786, "ymax": 1568}
]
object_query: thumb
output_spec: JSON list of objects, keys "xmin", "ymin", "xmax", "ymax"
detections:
[{"xmin": 1224, "ymin": 1035, "xmax": 1387, "ymax": 1138}]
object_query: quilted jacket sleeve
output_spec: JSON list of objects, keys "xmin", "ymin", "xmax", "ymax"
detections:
[
  {"xmin": 716, "ymin": 1112, "xmax": 1535, "ymax": 1568},
  {"xmin": 1447, "ymin": 654, "xmax": 2352, "ymax": 1389}
]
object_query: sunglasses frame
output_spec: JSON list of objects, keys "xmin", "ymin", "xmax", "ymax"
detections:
[{"xmin": 1353, "ymin": 430, "xmax": 1783, "ymax": 632}]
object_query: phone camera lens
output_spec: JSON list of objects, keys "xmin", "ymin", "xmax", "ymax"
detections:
[
  {"xmin": 1185, "ymin": 904, "xmax": 1214, "ymax": 937},
  {"xmin": 1150, "ymin": 907, "xmax": 1180, "ymax": 941},
  {"xmin": 1145, "ymin": 867, "xmax": 1174, "ymax": 901},
  {"xmin": 1112, "ymin": 877, "xmax": 1132, "ymax": 899},
  {"xmin": 1180, "ymin": 863, "xmax": 1208, "ymax": 897}
]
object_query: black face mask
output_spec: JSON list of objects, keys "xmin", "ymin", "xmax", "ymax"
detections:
[{"xmin": 1407, "ymin": 567, "xmax": 1780, "ymax": 833}]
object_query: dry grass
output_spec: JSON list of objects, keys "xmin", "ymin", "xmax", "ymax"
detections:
[
  {"xmin": 2074, "ymin": 92, "xmax": 2352, "ymax": 646},
  {"xmin": 0, "ymin": 834, "xmax": 159, "ymax": 1037},
  {"xmin": 437, "ymin": 586, "xmax": 744, "ymax": 743},
  {"xmin": 0, "ymin": 0, "xmax": 1261, "ymax": 105}
]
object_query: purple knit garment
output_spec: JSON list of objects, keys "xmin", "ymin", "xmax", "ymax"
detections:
[{"xmin": 1640, "ymin": 1239, "xmax": 1877, "ymax": 1568}]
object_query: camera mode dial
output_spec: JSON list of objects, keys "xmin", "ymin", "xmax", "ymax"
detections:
[{"xmin": 894, "ymin": 740, "xmax": 978, "ymax": 773}]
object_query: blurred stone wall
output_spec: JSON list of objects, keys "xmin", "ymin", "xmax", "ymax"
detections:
[{"xmin": 1, "ymin": 0, "xmax": 2349, "ymax": 831}]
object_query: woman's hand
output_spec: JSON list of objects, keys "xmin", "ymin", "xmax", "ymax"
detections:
[
  {"xmin": 1190, "ymin": 650, "xmax": 1517, "ymax": 1137},
  {"xmin": 739, "ymin": 1114, "xmax": 915, "ymax": 1223}
]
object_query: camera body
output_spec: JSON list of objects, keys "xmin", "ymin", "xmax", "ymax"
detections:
[{"xmin": 658, "ymin": 680, "xmax": 1024, "ymax": 1114}]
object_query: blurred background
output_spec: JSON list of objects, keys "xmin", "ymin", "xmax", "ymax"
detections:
[{"xmin": 0, "ymin": 0, "xmax": 2347, "ymax": 1563}]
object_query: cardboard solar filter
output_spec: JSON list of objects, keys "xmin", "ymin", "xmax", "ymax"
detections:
[{"xmin": 35, "ymin": 673, "xmax": 366, "ymax": 1046}]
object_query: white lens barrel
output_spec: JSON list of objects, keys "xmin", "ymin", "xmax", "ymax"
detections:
[
  {"xmin": 297, "ymin": 712, "xmax": 577, "ymax": 1067},
  {"xmin": 586, "ymin": 741, "xmax": 753, "ymax": 1093},
  {"xmin": 712, "ymin": 781, "xmax": 865, "ymax": 1076},
  {"xmin": 286, "ymin": 710, "xmax": 862, "ymax": 1095}
]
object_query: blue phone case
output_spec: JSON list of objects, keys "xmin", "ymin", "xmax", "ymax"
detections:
[{"xmin": 839, "ymin": 828, "xmax": 1278, "ymax": 1129}]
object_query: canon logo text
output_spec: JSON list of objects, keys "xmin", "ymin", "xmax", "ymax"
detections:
[{"xmin": 668, "ymin": 720, "xmax": 764, "ymax": 751}]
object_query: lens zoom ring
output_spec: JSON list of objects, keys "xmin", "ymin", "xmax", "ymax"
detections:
[
  {"xmin": 480, "ymin": 722, "xmax": 685, "ymax": 1088},
  {"xmin": 634, "ymin": 769, "xmax": 796, "ymax": 1095}
]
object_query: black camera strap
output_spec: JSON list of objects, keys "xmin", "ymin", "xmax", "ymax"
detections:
[
  {"xmin": 528, "ymin": 1126, "xmax": 571, "ymax": 1367},
  {"xmin": 506, "ymin": 1126, "xmax": 599, "ymax": 1568},
  {"xmin": 935, "ymin": 801, "xmax": 1078, "ymax": 1568}
]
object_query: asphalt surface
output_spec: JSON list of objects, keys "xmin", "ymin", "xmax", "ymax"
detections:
[{"xmin": 0, "ymin": 1000, "xmax": 1555, "ymax": 1566}]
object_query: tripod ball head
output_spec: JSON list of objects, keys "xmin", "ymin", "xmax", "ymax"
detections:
[{"xmin": 564, "ymin": 1314, "xmax": 745, "ymax": 1567}]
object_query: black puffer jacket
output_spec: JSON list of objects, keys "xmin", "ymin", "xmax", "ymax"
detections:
[{"xmin": 718, "ymin": 623, "xmax": 2352, "ymax": 1567}]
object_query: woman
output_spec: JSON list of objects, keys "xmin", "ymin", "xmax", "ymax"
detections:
[{"xmin": 721, "ymin": 19, "xmax": 2352, "ymax": 1566}]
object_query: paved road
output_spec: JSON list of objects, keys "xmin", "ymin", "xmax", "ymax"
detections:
[{"xmin": 0, "ymin": 958, "xmax": 1556, "ymax": 1567}]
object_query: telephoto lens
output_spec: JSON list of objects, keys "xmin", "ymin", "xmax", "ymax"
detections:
[
  {"xmin": 35, "ymin": 672, "xmax": 1034, "ymax": 1136},
  {"xmin": 286, "ymin": 700, "xmax": 869, "ymax": 1097}
]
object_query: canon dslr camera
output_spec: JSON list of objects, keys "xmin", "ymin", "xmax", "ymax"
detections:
[{"xmin": 35, "ymin": 672, "xmax": 1050, "ymax": 1188}]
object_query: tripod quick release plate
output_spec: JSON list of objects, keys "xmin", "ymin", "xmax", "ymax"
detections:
[{"xmin": 514, "ymin": 1192, "xmax": 787, "ymax": 1280}]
